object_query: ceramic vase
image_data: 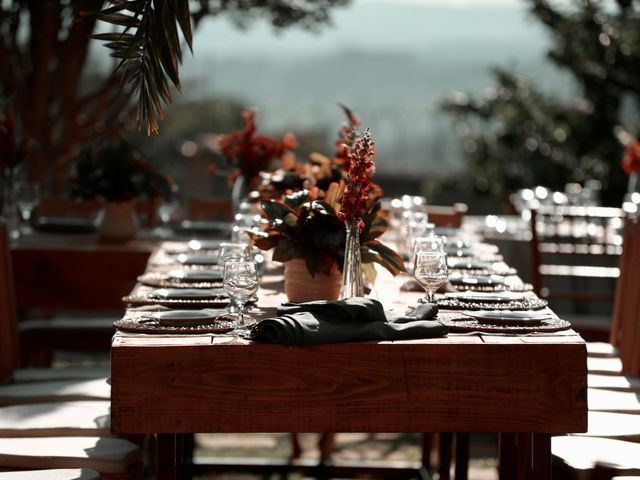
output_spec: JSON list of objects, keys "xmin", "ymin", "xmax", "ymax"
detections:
[
  {"xmin": 97, "ymin": 200, "xmax": 138, "ymax": 243},
  {"xmin": 284, "ymin": 258, "xmax": 342, "ymax": 303}
]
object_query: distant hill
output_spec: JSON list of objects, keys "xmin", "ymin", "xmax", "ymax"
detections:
[{"xmin": 88, "ymin": 1, "xmax": 575, "ymax": 176}]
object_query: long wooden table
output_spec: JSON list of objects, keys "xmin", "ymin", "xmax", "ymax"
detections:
[{"xmin": 111, "ymin": 263, "xmax": 588, "ymax": 480}]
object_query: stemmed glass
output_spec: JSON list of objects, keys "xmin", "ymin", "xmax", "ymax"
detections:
[
  {"xmin": 407, "ymin": 235, "xmax": 444, "ymax": 274},
  {"xmin": 223, "ymin": 260, "xmax": 259, "ymax": 335},
  {"xmin": 218, "ymin": 242, "xmax": 251, "ymax": 265},
  {"xmin": 15, "ymin": 182, "xmax": 41, "ymax": 233},
  {"xmin": 413, "ymin": 250, "xmax": 448, "ymax": 303}
]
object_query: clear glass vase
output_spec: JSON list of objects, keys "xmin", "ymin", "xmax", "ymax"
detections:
[{"xmin": 341, "ymin": 219, "xmax": 365, "ymax": 299}]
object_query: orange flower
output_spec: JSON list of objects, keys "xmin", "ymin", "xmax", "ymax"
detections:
[{"xmin": 622, "ymin": 139, "xmax": 640, "ymax": 176}]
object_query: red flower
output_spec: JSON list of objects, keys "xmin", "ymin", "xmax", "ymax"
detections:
[
  {"xmin": 216, "ymin": 110, "xmax": 296, "ymax": 186},
  {"xmin": 333, "ymin": 104, "xmax": 361, "ymax": 172},
  {"xmin": 622, "ymin": 139, "xmax": 640, "ymax": 176},
  {"xmin": 338, "ymin": 130, "xmax": 376, "ymax": 230}
]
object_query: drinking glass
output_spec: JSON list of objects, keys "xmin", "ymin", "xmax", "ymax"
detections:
[
  {"xmin": 413, "ymin": 250, "xmax": 448, "ymax": 303},
  {"xmin": 218, "ymin": 242, "xmax": 250, "ymax": 265},
  {"xmin": 223, "ymin": 260, "xmax": 259, "ymax": 334},
  {"xmin": 15, "ymin": 182, "xmax": 40, "ymax": 232}
]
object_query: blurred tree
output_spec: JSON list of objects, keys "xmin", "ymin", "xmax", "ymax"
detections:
[
  {"xmin": 442, "ymin": 0, "xmax": 640, "ymax": 206},
  {"xmin": 0, "ymin": 0, "xmax": 349, "ymax": 190},
  {"xmin": 0, "ymin": 0, "xmax": 131, "ymax": 189}
]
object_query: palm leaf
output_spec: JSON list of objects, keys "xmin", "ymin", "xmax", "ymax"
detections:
[{"xmin": 92, "ymin": 0, "xmax": 192, "ymax": 135}]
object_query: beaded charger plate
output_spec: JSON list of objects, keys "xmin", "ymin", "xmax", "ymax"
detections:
[
  {"xmin": 122, "ymin": 289, "xmax": 231, "ymax": 308},
  {"xmin": 137, "ymin": 271, "xmax": 224, "ymax": 289},
  {"xmin": 114, "ymin": 309, "xmax": 236, "ymax": 334},
  {"xmin": 451, "ymin": 283, "xmax": 534, "ymax": 292},
  {"xmin": 438, "ymin": 313, "xmax": 571, "ymax": 334},
  {"xmin": 436, "ymin": 295, "xmax": 548, "ymax": 311},
  {"xmin": 448, "ymin": 266, "xmax": 518, "ymax": 276}
]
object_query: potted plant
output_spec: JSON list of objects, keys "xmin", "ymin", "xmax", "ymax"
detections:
[
  {"xmin": 250, "ymin": 182, "xmax": 405, "ymax": 302},
  {"xmin": 216, "ymin": 109, "xmax": 296, "ymax": 212},
  {"xmin": 67, "ymin": 138, "xmax": 172, "ymax": 242}
]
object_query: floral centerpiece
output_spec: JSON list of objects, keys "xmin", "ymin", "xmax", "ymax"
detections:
[
  {"xmin": 216, "ymin": 110, "xmax": 297, "ymax": 188},
  {"xmin": 68, "ymin": 137, "xmax": 172, "ymax": 202},
  {"xmin": 67, "ymin": 137, "xmax": 172, "ymax": 242},
  {"xmin": 249, "ymin": 107, "xmax": 404, "ymax": 301},
  {"xmin": 622, "ymin": 138, "xmax": 640, "ymax": 195}
]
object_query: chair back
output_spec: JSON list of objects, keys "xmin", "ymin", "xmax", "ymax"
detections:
[
  {"xmin": 609, "ymin": 216, "xmax": 640, "ymax": 375},
  {"xmin": 187, "ymin": 198, "xmax": 232, "ymax": 221},
  {"xmin": 425, "ymin": 203, "xmax": 467, "ymax": 228},
  {"xmin": 529, "ymin": 204, "xmax": 623, "ymax": 308},
  {"xmin": 0, "ymin": 222, "xmax": 19, "ymax": 383}
]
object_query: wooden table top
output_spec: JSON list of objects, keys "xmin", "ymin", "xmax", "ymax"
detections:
[{"xmin": 111, "ymin": 266, "xmax": 588, "ymax": 436}]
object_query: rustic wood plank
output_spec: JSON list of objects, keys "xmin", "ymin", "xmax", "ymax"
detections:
[
  {"xmin": 111, "ymin": 340, "xmax": 587, "ymax": 434},
  {"xmin": 13, "ymin": 249, "xmax": 150, "ymax": 310}
]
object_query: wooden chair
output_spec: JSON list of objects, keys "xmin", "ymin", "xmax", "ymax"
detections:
[
  {"xmin": 187, "ymin": 198, "xmax": 232, "ymax": 221},
  {"xmin": 10, "ymin": 232, "xmax": 149, "ymax": 366},
  {"xmin": 0, "ymin": 222, "xmax": 143, "ymax": 478},
  {"xmin": 0, "ymin": 437, "xmax": 141, "ymax": 479},
  {"xmin": 0, "ymin": 469, "xmax": 101, "ymax": 480},
  {"xmin": 529, "ymin": 204, "xmax": 624, "ymax": 341},
  {"xmin": 425, "ymin": 203, "xmax": 468, "ymax": 228},
  {"xmin": 35, "ymin": 197, "xmax": 101, "ymax": 219},
  {"xmin": 552, "ymin": 216, "xmax": 640, "ymax": 479}
]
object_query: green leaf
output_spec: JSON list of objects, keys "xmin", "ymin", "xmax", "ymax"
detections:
[
  {"xmin": 262, "ymin": 200, "xmax": 293, "ymax": 222},
  {"xmin": 283, "ymin": 190, "xmax": 310, "ymax": 211},
  {"xmin": 273, "ymin": 239, "xmax": 302, "ymax": 263},
  {"xmin": 305, "ymin": 250, "xmax": 322, "ymax": 276},
  {"xmin": 364, "ymin": 240, "xmax": 406, "ymax": 275}
]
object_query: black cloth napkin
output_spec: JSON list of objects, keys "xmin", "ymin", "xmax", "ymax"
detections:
[{"xmin": 250, "ymin": 297, "xmax": 447, "ymax": 345}]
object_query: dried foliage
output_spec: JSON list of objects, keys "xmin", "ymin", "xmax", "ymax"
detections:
[{"xmin": 94, "ymin": 0, "xmax": 349, "ymax": 135}]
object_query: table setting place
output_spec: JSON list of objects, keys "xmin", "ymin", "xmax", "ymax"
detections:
[{"xmin": 116, "ymin": 220, "xmax": 571, "ymax": 344}]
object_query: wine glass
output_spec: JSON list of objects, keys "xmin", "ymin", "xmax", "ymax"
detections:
[
  {"xmin": 15, "ymin": 182, "xmax": 41, "ymax": 233},
  {"xmin": 218, "ymin": 242, "xmax": 251, "ymax": 265},
  {"xmin": 413, "ymin": 250, "xmax": 448, "ymax": 303},
  {"xmin": 223, "ymin": 260, "xmax": 259, "ymax": 335}
]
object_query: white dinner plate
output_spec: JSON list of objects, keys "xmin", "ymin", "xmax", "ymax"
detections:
[
  {"xmin": 177, "ymin": 253, "xmax": 219, "ymax": 265},
  {"xmin": 471, "ymin": 310, "xmax": 553, "ymax": 325},
  {"xmin": 167, "ymin": 269, "xmax": 223, "ymax": 282},
  {"xmin": 444, "ymin": 291, "xmax": 526, "ymax": 303},
  {"xmin": 186, "ymin": 239, "xmax": 223, "ymax": 251},
  {"xmin": 449, "ymin": 274, "xmax": 506, "ymax": 286},
  {"xmin": 151, "ymin": 309, "xmax": 228, "ymax": 326},
  {"xmin": 150, "ymin": 288, "xmax": 226, "ymax": 299},
  {"xmin": 448, "ymin": 259, "xmax": 493, "ymax": 270}
]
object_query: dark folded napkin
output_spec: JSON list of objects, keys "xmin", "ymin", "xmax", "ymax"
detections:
[{"xmin": 250, "ymin": 297, "xmax": 447, "ymax": 345}]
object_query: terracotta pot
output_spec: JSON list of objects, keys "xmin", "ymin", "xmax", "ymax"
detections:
[
  {"xmin": 284, "ymin": 258, "xmax": 342, "ymax": 303},
  {"xmin": 97, "ymin": 200, "xmax": 138, "ymax": 243}
]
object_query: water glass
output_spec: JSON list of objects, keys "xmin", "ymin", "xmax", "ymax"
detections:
[
  {"xmin": 414, "ymin": 250, "xmax": 448, "ymax": 303},
  {"xmin": 15, "ymin": 182, "xmax": 40, "ymax": 232},
  {"xmin": 223, "ymin": 260, "xmax": 259, "ymax": 335},
  {"xmin": 218, "ymin": 242, "xmax": 251, "ymax": 265}
]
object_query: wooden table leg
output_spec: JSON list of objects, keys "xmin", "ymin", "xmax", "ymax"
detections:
[
  {"xmin": 455, "ymin": 433, "xmax": 469, "ymax": 480},
  {"xmin": 516, "ymin": 433, "xmax": 532, "ymax": 480},
  {"xmin": 421, "ymin": 433, "xmax": 433, "ymax": 473},
  {"xmin": 440, "ymin": 433, "xmax": 453, "ymax": 480},
  {"xmin": 499, "ymin": 433, "xmax": 516, "ymax": 480},
  {"xmin": 157, "ymin": 433, "xmax": 179, "ymax": 480},
  {"xmin": 532, "ymin": 434, "xmax": 551, "ymax": 480}
]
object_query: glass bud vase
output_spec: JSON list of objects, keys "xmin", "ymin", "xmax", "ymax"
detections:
[{"xmin": 341, "ymin": 219, "xmax": 365, "ymax": 299}]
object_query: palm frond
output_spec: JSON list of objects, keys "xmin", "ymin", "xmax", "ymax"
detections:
[{"xmin": 92, "ymin": 0, "xmax": 192, "ymax": 135}]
